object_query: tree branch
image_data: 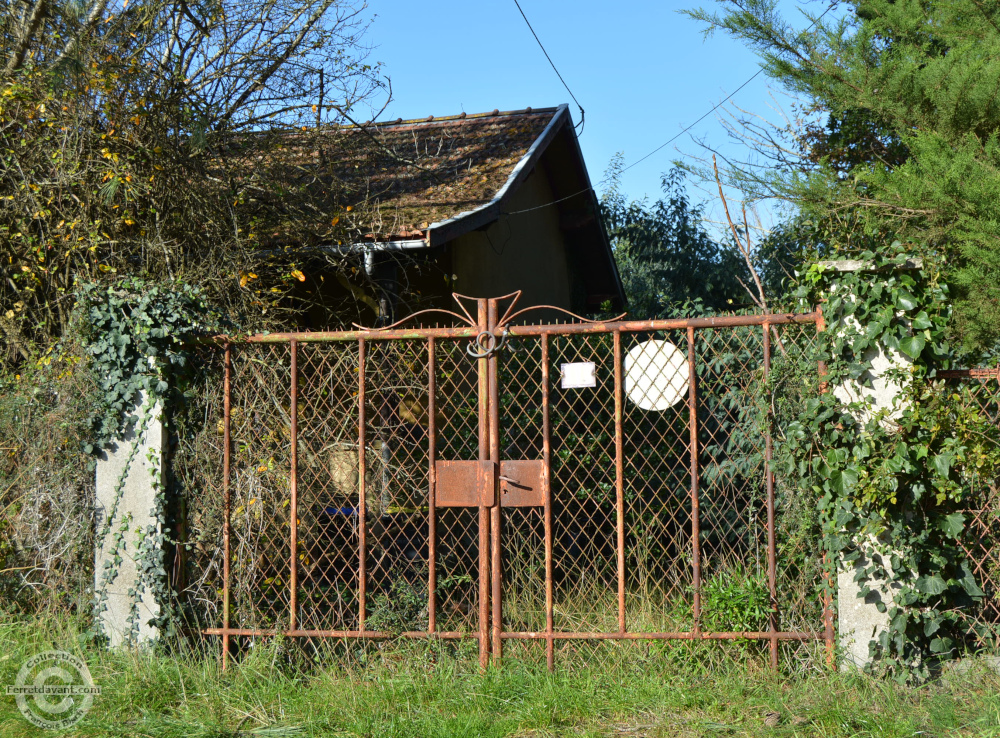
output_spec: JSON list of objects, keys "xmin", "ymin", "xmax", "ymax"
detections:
[
  {"xmin": 4, "ymin": 0, "xmax": 47, "ymax": 76},
  {"xmin": 54, "ymin": 0, "xmax": 111, "ymax": 66},
  {"xmin": 714, "ymin": 154, "xmax": 769, "ymax": 312}
]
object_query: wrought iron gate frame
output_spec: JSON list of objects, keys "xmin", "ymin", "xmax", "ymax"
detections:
[{"xmin": 202, "ymin": 292, "xmax": 834, "ymax": 670}]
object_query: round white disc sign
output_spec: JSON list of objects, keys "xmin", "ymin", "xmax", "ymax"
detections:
[{"xmin": 624, "ymin": 340, "xmax": 689, "ymax": 410}]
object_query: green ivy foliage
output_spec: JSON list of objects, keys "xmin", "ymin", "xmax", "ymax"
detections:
[
  {"xmin": 777, "ymin": 250, "xmax": 1000, "ymax": 680},
  {"xmin": 76, "ymin": 277, "xmax": 225, "ymax": 642},
  {"xmin": 77, "ymin": 278, "xmax": 224, "ymax": 452}
]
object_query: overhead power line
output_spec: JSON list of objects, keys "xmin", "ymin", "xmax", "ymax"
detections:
[
  {"xmin": 504, "ymin": 2, "xmax": 837, "ymax": 217},
  {"xmin": 513, "ymin": 0, "xmax": 585, "ymax": 134},
  {"xmin": 620, "ymin": 69, "xmax": 764, "ymax": 174}
]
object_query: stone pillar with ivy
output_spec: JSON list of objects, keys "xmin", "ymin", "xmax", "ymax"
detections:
[
  {"xmin": 94, "ymin": 393, "xmax": 166, "ymax": 646},
  {"xmin": 820, "ymin": 258, "xmax": 920, "ymax": 670},
  {"xmin": 81, "ymin": 279, "xmax": 219, "ymax": 647},
  {"xmin": 786, "ymin": 251, "xmax": 996, "ymax": 679}
]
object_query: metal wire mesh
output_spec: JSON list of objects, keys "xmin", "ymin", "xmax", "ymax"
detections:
[
  {"xmin": 178, "ymin": 308, "xmax": 834, "ymax": 669},
  {"xmin": 943, "ymin": 372, "xmax": 1000, "ymax": 653}
]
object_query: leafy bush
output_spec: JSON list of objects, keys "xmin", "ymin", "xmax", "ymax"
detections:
[{"xmin": 0, "ymin": 349, "xmax": 97, "ymax": 614}]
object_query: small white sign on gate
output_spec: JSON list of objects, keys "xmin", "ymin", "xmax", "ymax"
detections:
[{"xmin": 560, "ymin": 362, "xmax": 597, "ymax": 389}]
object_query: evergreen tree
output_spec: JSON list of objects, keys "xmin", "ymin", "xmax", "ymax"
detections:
[{"xmin": 686, "ymin": 0, "xmax": 1000, "ymax": 351}]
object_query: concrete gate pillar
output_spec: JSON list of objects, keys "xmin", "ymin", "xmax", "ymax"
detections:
[
  {"xmin": 94, "ymin": 392, "xmax": 166, "ymax": 646},
  {"xmin": 819, "ymin": 259, "xmax": 919, "ymax": 670}
]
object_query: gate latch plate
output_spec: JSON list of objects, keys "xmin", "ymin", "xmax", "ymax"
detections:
[
  {"xmin": 498, "ymin": 460, "xmax": 545, "ymax": 507},
  {"xmin": 435, "ymin": 460, "xmax": 496, "ymax": 507},
  {"xmin": 434, "ymin": 460, "xmax": 545, "ymax": 507}
]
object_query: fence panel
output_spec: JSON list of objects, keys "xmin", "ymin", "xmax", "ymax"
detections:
[{"xmin": 176, "ymin": 301, "xmax": 832, "ymax": 669}]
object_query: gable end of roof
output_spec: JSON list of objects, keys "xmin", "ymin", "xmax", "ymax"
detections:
[{"xmin": 424, "ymin": 104, "xmax": 571, "ymax": 247}]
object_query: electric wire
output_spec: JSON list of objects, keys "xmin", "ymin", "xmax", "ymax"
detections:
[
  {"xmin": 513, "ymin": 0, "xmax": 585, "ymax": 134},
  {"xmin": 503, "ymin": 2, "xmax": 837, "ymax": 217}
]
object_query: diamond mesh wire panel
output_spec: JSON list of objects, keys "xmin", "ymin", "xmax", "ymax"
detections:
[
  {"xmin": 363, "ymin": 339, "xmax": 430, "ymax": 633},
  {"xmin": 944, "ymin": 373, "xmax": 1000, "ymax": 653},
  {"xmin": 296, "ymin": 342, "xmax": 361, "ymax": 632},
  {"xmin": 229, "ymin": 343, "xmax": 292, "ymax": 631},
  {"xmin": 620, "ymin": 329, "xmax": 693, "ymax": 633},
  {"xmin": 180, "ymin": 309, "xmax": 831, "ymax": 669},
  {"xmin": 171, "ymin": 346, "xmax": 226, "ymax": 632},
  {"xmin": 547, "ymin": 332, "xmax": 620, "ymax": 633},
  {"xmin": 497, "ymin": 337, "xmax": 545, "ymax": 636},
  {"xmin": 434, "ymin": 339, "xmax": 483, "ymax": 634}
]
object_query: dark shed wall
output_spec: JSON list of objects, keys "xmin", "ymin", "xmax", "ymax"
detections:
[{"xmin": 449, "ymin": 167, "xmax": 580, "ymax": 315}]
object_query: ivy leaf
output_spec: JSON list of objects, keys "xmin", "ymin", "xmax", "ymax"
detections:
[
  {"xmin": 931, "ymin": 453, "xmax": 953, "ymax": 479},
  {"xmin": 830, "ymin": 468, "xmax": 858, "ymax": 495},
  {"xmin": 960, "ymin": 562, "xmax": 985, "ymax": 598},
  {"xmin": 915, "ymin": 575, "xmax": 947, "ymax": 595},
  {"xmin": 897, "ymin": 335, "xmax": 925, "ymax": 359},
  {"xmin": 937, "ymin": 512, "xmax": 964, "ymax": 539},
  {"xmin": 929, "ymin": 636, "xmax": 954, "ymax": 654},
  {"xmin": 895, "ymin": 290, "xmax": 918, "ymax": 311}
]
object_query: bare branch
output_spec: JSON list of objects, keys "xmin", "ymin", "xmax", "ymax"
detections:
[
  {"xmin": 54, "ymin": 0, "xmax": 111, "ymax": 66},
  {"xmin": 216, "ymin": 0, "xmax": 335, "ymax": 127},
  {"xmin": 714, "ymin": 154, "xmax": 768, "ymax": 312},
  {"xmin": 4, "ymin": 0, "xmax": 47, "ymax": 76}
]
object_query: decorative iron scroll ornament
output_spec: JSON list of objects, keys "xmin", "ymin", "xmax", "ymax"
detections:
[
  {"xmin": 466, "ymin": 328, "xmax": 509, "ymax": 358},
  {"xmin": 354, "ymin": 291, "xmax": 627, "ymax": 361}
]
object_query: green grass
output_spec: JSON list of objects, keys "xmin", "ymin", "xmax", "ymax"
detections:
[{"xmin": 1, "ymin": 614, "xmax": 999, "ymax": 737}]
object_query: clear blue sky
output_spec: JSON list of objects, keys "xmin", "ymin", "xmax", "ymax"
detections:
[{"xmin": 361, "ymin": 0, "xmax": 824, "ymax": 215}]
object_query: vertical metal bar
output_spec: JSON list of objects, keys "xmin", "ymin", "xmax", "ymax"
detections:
[
  {"xmin": 477, "ymin": 299, "xmax": 490, "ymax": 670},
  {"xmin": 541, "ymin": 333, "xmax": 554, "ymax": 670},
  {"xmin": 289, "ymin": 339, "xmax": 299, "ymax": 633},
  {"xmin": 222, "ymin": 343, "xmax": 232, "ymax": 669},
  {"xmin": 613, "ymin": 330, "xmax": 626, "ymax": 634},
  {"xmin": 816, "ymin": 307, "xmax": 835, "ymax": 667},
  {"xmin": 358, "ymin": 338, "xmax": 368, "ymax": 632},
  {"xmin": 488, "ymin": 298, "xmax": 502, "ymax": 663},
  {"xmin": 762, "ymin": 325, "xmax": 778, "ymax": 669},
  {"xmin": 687, "ymin": 326, "xmax": 702, "ymax": 635},
  {"xmin": 427, "ymin": 337, "xmax": 438, "ymax": 634},
  {"xmin": 817, "ymin": 304, "xmax": 829, "ymax": 394}
]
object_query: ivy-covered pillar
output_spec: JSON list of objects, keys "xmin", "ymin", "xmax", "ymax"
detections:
[
  {"xmin": 800, "ymin": 252, "xmax": 992, "ymax": 679},
  {"xmin": 81, "ymin": 279, "xmax": 219, "ymax": 648},
  {"xmin": 94, "ymin": 393, "xmax": 167, "ymax": 646},
  {"xmin": 821, "ymin": 259, "xmax": 919, "ymax": 669}
]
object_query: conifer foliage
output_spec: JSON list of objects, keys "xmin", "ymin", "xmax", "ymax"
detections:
[{"xmin": 687, "ymin": 0, "xmax": 1000, "ymax": 352}]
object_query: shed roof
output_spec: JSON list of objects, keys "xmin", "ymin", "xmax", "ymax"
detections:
[
  {"xmin": 259, "ymin": 106, "xmax": 561, "ymax": 243},
  {"xmin": 241, "ymin": 104, "xmax": 625, "ymax": 310}
]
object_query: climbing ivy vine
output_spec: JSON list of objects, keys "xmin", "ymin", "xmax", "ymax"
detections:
[
  {"xmin": 776, "ymin": 249, "xmax": 1000, "ymax": 681},
  {"xmin": 79, "ymin": 278, "xmax": 222, "ymax": 451},
  {"xmin": 78, "ymin": 278, "xmax": 223, "ymax": 642}
]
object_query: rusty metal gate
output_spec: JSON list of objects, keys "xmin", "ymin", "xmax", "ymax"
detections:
[{"xmin": 194, "ymin": 293, "xmax": 833, "ymax": 669}]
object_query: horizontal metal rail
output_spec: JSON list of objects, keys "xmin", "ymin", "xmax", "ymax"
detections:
[
  {"xmin": 203, "ymin": 628, "xmax": 824, "ymax": 641},
  {"xmin": 206, "ymin": 311, "xmax": 821, "ymax": 344}
]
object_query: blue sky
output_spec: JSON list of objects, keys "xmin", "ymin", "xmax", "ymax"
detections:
[{"xmin": 361, "ymin": 0, "xmax": 826, "ymax": 221}]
